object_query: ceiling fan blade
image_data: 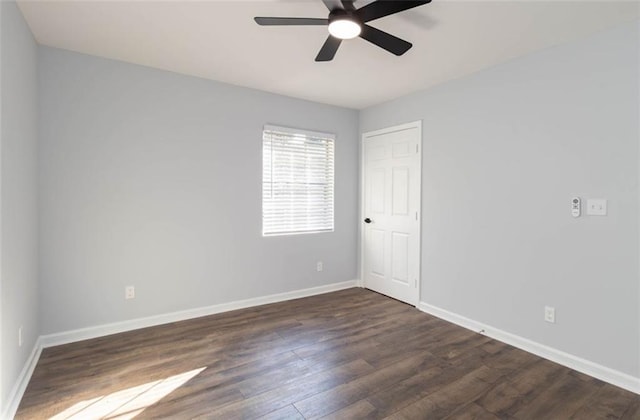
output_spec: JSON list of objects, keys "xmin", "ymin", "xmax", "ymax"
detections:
[
  {"xmin": 359, "ymin": 24, "xmax": 412, "ymax": 56},
  {"xmin": 341, "ymin": 0, "xmax": 356, "ymax": 11},
  {"xmin": 356, "ymin": 0, "xmax": 431, "ymax": 23},
  {"xmin": 322, "ymin": 0, "xmax": 343, "ymax": 11},
  {"xmin": 315, "ymin": 35, "xmax": 342, "ymax": 62},
  {"xmin": 254, "ymin": 17, "xmax": 328, "ymax": 26}
]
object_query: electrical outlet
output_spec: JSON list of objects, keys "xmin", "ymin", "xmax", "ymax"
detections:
[
  {"xmin": 18, "ymin": 326, "xmax": 23, "ymax": 347},
  {"xmin": 125, "ymin": 285, "xmax": 135, "ymax": 300},
  {"xmin": 586, "ymin": 199, "xmax": 607, "ymax": 216},
  {"xmin": 544, "ymin": 306, "xmax": 556, "ymax": 323},
  {"xmin": 316, "ymin": 261, "xmax": 323, "ymax": 272}
]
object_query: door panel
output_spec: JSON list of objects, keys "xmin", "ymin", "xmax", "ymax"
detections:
[
  {"xmin": 392, "ymin": 141, "xmax": 411, "ymax": 158},
  {"xmin": 362, "ymin": 122, "xmax": 421, "ymax": 305},
  {"xmin": 391, "ymin": 232, "xmax": 409, "ymax": 284},
  {"xmin": 392, "ymin": 167, "xmax": 409, "ymax": 215},
  {"xmin": 370, "ymin": 168, "xmax": 386, "ymax": 214},
  {"xmin": 369, "ymin": 228, "xmax": 386, "ymax": 276}
]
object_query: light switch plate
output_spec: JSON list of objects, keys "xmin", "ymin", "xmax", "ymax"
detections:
[{"xmin": 586, "ymin": 199, "xmax": 607, "ymax": 216}]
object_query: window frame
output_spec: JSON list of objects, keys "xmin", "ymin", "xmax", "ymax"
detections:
[{"xmin": 262, "ymin": 124, "xmax": 336, "ymax": 237}]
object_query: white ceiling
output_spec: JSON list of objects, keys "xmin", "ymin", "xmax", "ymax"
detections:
[{"xmin": 17, "ymin": 0, "xmax": 640, "ymax": 109}]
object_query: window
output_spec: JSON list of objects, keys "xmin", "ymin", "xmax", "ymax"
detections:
[{"xmin": 262, "ymin": 125, "xmax": 335, "ymax": 236}]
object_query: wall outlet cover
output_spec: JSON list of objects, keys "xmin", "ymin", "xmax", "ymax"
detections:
[
  {"xmin": 586, "ymin": 199, "xmax": 607, "ymax": 216},
  {"xmin": 544, "ymin": 306, "xmax": 556, "ymax": 323}
]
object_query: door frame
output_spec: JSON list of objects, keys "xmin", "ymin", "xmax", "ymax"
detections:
[{"xmin": 360, "ymin": 120, "xmax": 423, "ymax": 306}]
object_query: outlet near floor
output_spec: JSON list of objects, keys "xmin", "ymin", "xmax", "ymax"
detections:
[
  {"xmin": 316, "ymin": 261, "xmax": 323, "ymax": 272},
  {"xmin": 18, "ymin": 326, "xmax": 23, "ymax": 347},
  {"xmin": 125, "ymin": 285, "xmax": 135, "ymax": 300},
  {"xmin": 544, "ymin": 306, "xmax": 556, "ymax": 323}
]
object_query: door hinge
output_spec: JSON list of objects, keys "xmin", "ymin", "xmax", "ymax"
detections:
[
  {"xmin": 415, "ymin": 144, "xmax": 419, "ymax": 153},
  {"xmin": 415, "ymin": 211, "xmax": 418, "ymax": 221}
]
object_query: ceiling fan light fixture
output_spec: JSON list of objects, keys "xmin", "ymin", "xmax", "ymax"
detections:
[
  {"xmin": 255, "ymin": 0, "xmax": 431, "ymax": 61},
  {"xmin": 328, "ymin": 18, "xmax": 361, "ymax": 40}
]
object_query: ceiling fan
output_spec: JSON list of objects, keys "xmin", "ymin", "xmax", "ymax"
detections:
[{"xmin": 254, "ymin": 0, "xmax": 431, "ymax": 62}]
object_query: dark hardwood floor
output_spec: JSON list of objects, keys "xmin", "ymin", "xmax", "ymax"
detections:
[{"xmin": 16, "ymin": 288, "xmax": 640, "ymax": 419}]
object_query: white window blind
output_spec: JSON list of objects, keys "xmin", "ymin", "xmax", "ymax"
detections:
[{"xmin": 262, "ymin": 125, "xmax": 335, "ymax": 236}]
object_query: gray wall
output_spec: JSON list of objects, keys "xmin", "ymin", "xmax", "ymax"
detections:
[
  {"xmin": 38, "ymin": 47, "xmax": 359, "ymax": 334},
  {"xmin": 0, "ymin": 0, "xmax": 39, "ymax": 412},
  {"xmin": 361, "ymin": 21, "xmax": 640, "ymax": 378}
]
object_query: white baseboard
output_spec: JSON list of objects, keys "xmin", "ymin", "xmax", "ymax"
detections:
[
  {"xmin": 418, "ymin": 301, "xmax": 640, "ymax": 395},
  {"xmin": 40, "ymin": 279, "xmax": 359, "ymax": 348},
  {"xmin": 2, "ymin": 337, "xmax": 43, "ymax": 420}
]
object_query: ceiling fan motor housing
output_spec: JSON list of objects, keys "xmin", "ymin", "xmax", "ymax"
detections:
[
  {"xmin": 328, "ymin": 9, "xmax": 362, "ymax": 39},
  {"xmin": 329, "ymin": 9, "xmax": 359, "ymax": 23}
]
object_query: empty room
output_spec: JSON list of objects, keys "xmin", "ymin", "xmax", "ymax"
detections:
[{"xmin": 1, "ymin": 0, "xmax": 639, "ymax": 418}]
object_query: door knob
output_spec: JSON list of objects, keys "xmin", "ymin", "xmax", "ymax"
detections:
[{"xmin": 364, "ymin": 218, "xmax": 372, "ymax": 224}]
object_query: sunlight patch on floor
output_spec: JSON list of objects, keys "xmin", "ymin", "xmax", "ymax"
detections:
[{"xmin": 49, "ymin": 367, "xmax": 206, "ymax": 420}]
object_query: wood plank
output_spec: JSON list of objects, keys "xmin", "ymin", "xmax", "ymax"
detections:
[
  {"xmin": 385, "ymin": 366, "xmax": 502, "ymax": 419},
  {"xmin": 192, "ymin": 359, "xmax": 375, "ymax": 418},
  {"xmin": 319, "ymin": 399, "xmax": 378, "ymax": 420},
  {"xmin": 621, "ymin": 397, "xmax": 640, "ymax": 420},
  {"xmin": 293, "ymin": 353, "xmax": 442, "ymax": 418},
  {"xmin": 476, "ymin": 358, "xmax": 567, "ymax": 417},
  {"xmin": 365, "ymin": 365, "xmax": 459, "ymax": 418},
  {"xmin": 444, "ymin": 402, "xmax": 502, "ymax": 420},
  {"xmin": 255, "ymin": 404, "xmax": 305, "ymax": 420},
  {"xmin": 571, "ymin": 384, "xmax": 640, "ymax": 419},
  {"xmin": 513, "ymin": 369, "xmax": 603, "ymax": 419}
]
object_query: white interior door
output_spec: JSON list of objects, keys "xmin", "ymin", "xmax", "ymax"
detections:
[{"xmin": 362, "ymin": 121, "xmax": 421, "ymax": 306}]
